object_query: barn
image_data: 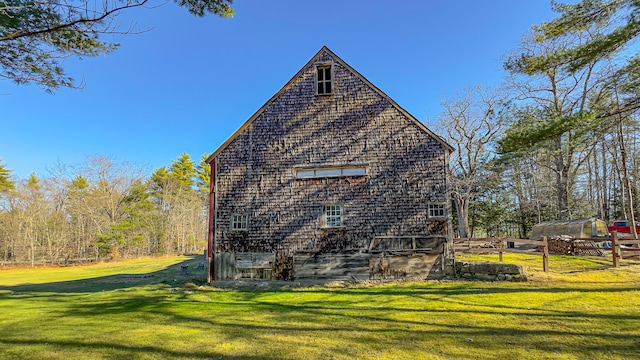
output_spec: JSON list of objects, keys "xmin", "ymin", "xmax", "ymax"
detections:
[{"xmin": 205, "ymin": 46, "xmax": 454, "ymax": 281}]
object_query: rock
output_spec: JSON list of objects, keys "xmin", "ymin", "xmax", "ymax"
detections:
[{"xmin": 474, "ymin": 273, "xmax": 497, "ymax": 281}]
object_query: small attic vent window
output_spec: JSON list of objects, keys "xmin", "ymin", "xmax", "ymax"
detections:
[{"xmin": 316, "ymin": 65, "xmax": 333, "ymax": 95}]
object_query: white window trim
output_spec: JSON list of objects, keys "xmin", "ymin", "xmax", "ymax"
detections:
[
  {"xmin": 322, "ymin": 204, "xmax": 344, "ymax": 229},
  {"xmin": 316, "ymin": 63, "xmax": 333, "ymax": 95},
  {"xmin": 428, "ymin": 203, "xmax": 447, "ymax": 219},
  {"xmin": 231, "ymin": 214, "xmax": 248, "ymax": 231},
  {"xmin": 295, "ymin": 165, "xmax": 367, "ymax": 179}
]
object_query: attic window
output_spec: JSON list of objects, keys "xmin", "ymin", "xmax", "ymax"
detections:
[{"xmin": 316, "ymin": 65, "xmax": 333, "ymax": 95}]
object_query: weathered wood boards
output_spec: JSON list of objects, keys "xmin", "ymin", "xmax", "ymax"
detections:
[
  {"xmin": 214, "ymin": 252, "xmax": 275, "ymax": 280},
  {"xmin": 293, "ymin": 252, "xmax": 370, "ymax": 280}
]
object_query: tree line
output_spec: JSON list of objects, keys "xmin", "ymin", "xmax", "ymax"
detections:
[
  {"xmin": 436, "ymin": 0, "xmax": 640, "ymax": 239},
  {"xmin": 0, "ymin": 153, "xmax": 210, "ymax": 266}
]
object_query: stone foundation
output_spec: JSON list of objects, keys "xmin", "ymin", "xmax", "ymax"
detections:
[{"xmin": 453, "ymin": 261, "xmax": 527, "ymax": 281}]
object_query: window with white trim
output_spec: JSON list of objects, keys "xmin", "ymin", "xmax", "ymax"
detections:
[
  {"xmin": 316, "ymin": 65, "xmax": 333, "ymax": 95},
  {"xmin": 295, "ymin": 166, "xmax": 366, "ymax": 179},
  {"xmin": 428, "ymin": 204, "xmax": 446, "ymax": 219},
  {"xmin": 231, "ymin": 214, "xmax": 248, "ymax": 231},
  {"xmin": 323, "ymin": 205, "xmax": 343, "ymax": 228}
]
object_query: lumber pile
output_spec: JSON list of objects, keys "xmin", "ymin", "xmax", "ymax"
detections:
[{"xmin": 545, "ymin": 236, "xmax": 574, "ymax": 255}]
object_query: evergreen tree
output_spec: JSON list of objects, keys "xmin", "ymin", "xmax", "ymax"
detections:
[
  {"xmin": 535, "ymin": 0, "xmax": 639, "ymax": 73},
  {"xmin": 0, "ymin": 158, "xmax": 14, "ymax": 193},
  {"xmin": 195, "ymin": 153, "xmax": 211, "ymax": 197},
  {"xmin": 169, "ymin": 152, "xmax": 196, "ymax": 189},
  {"xmin": 519, "ymin": 0, "xmax": 640, "ymax": 116}
]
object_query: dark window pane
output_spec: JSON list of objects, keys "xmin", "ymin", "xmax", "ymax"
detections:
[
  {"xmin": 325, "ymin": 82, "xmax": 332, "ymax": 93},
  {"xmin": 324, "ymin": 68, "xmax": 331, "ymax": 80},
  {"xmin": 318, "ymin": 82, "xmax": 324, "ymax": 94},
  {"xmin": 317, "ymin": 68, "xmax": 324, "ymax": 81}
]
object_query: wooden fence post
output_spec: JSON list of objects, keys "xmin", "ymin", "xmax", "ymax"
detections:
[
  {"xmin": 542, "ymin": 236, "xmax": 548, "ymax": 272},
  {"xmin": 611, "ymin": 231, "xmax": 620, "ymax": 267},
  {"xmin": 498, "ymin": 239, "xmax": 504, "ymax": 262}
]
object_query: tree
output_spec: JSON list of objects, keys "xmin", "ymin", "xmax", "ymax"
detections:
[
  {"xmin": 0, "ymin": 158, "xmax": 14, "ymax": 193},
  {"xmin": 66, "ymin": 174, "xmax": 95, "ymax": 260},
  {"xmin": 150, "ymin": 153, "xmax": 207, "ymax": 254},
  {"xmin": 73, "ymin": 155, "xmax": 144, "ymax": 257},
  {"xmin": 536, "ymin": 1, "xmax": 639, "ymax": 71},
  {"xmin": 501, "ymin": 20, "xmax": 614, "ymax": 219},
  {"xmin": 170, "ymin": 152, "xmax": 196, "ymax": 189},
  {"xmin": 501, "ymin": 0, "xmax": 639, "ymax": 222},
  {"xmin": 526, "ymin": 0, "xmax": 640, "ymax": 116},
  {"xmin": 195, "ymin": 153, "xmax": 211, "ymax": 197},
  {"xmin": 434, "ymin": 85, "xmax": 507, "ymax": 238},
  {"xmin": 0, "ymin": 0, "xmax": 234, "ymax": 91}
]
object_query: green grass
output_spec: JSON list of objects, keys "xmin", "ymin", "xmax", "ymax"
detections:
[{"xmin": 1, "ymin": 254, "xmax": 640, "ymax": 359}]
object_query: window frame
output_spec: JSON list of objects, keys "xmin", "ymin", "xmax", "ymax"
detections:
[
  {"xmin": 428, "ymin": 203, "xmax": 447, "ymax": 219},
  {"xmin": 294, "ymin": 166, "xmax": 367, "ymax": 179},
  {"xmin": 230, "ymin": 213, "xmax": 248, "ymax": 231},
  {"xmin": 322, "ymin": 204, "xmax": 344, "ymax": 228},
  {"xmin": 316, "ymin": 64, "xmax": 333, "ymax": 95}
]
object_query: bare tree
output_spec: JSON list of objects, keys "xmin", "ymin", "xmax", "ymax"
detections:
[{"xmin": 434, "ymin": 85, "xmax": 507, "ymax": 238}]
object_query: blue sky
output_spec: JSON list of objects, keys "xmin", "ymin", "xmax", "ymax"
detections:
[{"xmin": 1, "ymin": 0, "xmax": 558, "ymax": 180}]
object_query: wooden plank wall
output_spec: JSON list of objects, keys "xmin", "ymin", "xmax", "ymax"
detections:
[
  {"xmin": 369, "ymin": 254, "xmax": 441, "ymax": 280},
  {"xmin": 214, "ymin": 252, "xmax": 275, "ymax": 280},
  {"xmin": 214, "ymin": 252, "xmax": 235, "ymax": 280},
  {"xmin": 293, "ymin": 252, "xmax": 370, "ymax": 280},
  {"xmin": 217, "ymin": 237, "xmax": 447, "ymax": 281}
]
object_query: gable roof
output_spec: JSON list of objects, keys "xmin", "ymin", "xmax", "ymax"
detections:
[{"xmin": 206, "ymin": 46, "xmax": 453, "ymax": 164}]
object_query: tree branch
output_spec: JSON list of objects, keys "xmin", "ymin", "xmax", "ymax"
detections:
[{"xmin": 1, "ymin": 0, "xmax": 150, "ymax": 42}]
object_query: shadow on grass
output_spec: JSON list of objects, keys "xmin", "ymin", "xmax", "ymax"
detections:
[
  {"xmin": 0, "ymin": 256, "xmax": 206, "ymax": 295},
  {"xmin": 1, "ymin": 256, "xmax": 640, "ymax": 359},
  {"xmin": 0, "ymin": 338, "xmax": 277, "ymax": 360},
  {"xmin": 52, "ymin": 286, "xmax": 640, "ymax": 359}
]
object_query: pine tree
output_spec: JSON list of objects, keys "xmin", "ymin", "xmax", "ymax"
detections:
[
  {"xmin": 0, "ymin": 158, "xmax": 14, "ymax": 193},
  {"xmin": 195, "ymin": 153, "xmax": 211, "ymax": 197},
  {"xmin": 1, "ymin": 0, "xmax": 234, "ymax": 91},
  {"xmin": 170, "ymin": 153, "xmax": 196, "ymax": 189}
]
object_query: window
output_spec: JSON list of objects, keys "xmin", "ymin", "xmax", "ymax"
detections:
[
  {"xmin": 428, "ymin": 204, "xmax": 446, "ymax": 219},
  {"xmin": 231, "ymin": 214, "xmax": 248, "ymax": 231},
  {"xmin": 316, "ymin": 168, "xmax": 341, "ymax": 177},
  {"xmin": 295, "ymin": 166, "xmax": 366, "ymax": 179},
  {"xmin": 316, "ymin": 65, "xmax": 332, "ymax": 95},
  {"xmin": 323, "ymin": 205, "xmax": 343, "ymax": 228}
]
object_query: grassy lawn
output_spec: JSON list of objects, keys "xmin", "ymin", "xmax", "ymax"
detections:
[{"xmin": 1, "ymin": 254, "xmax": 639, "ymax": 359}]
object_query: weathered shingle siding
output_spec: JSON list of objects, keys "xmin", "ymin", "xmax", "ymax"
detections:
[{"xmin": 214, "ymin": 50, "xmax": 449, "ymax": 275}]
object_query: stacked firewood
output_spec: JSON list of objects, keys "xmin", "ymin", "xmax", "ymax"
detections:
[{"xmin": 545, "ymin": 236, "xmax": 575, "ymax": 255}]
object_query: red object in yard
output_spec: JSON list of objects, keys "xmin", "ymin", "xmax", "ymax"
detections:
[{"xmin": 607, "ymin": 220, "xmax": 640, "ymax": 237}]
